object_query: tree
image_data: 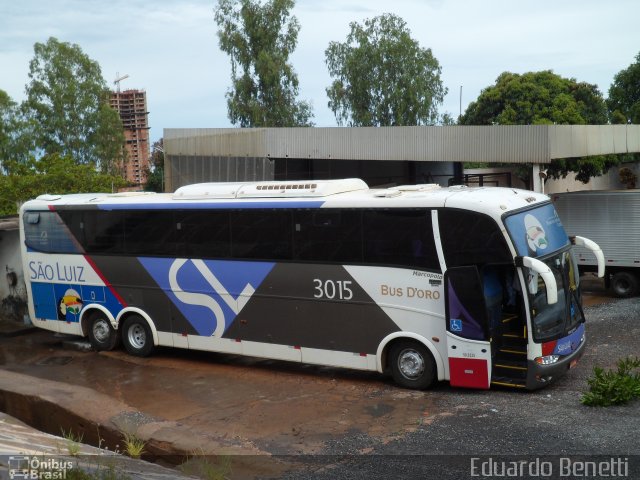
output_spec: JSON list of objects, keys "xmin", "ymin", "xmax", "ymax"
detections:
[
  {"xmin": 608, "ymin": 52, "xmax": 640, "ymax": 124},
  {"xmin": 214, "ymin": 0, "xmax": 313, "ymax": 127},
  {"xmin": 461, "ymin": 71, "xmax": 607, "ymax": 126},
  {"xmin": 460, "ymin": 70, "xmax": 616, "ymax": 183},
  {"xmin": 22, "ymin": 37, "xmax": 125, "ymax": 172},
  {"xmin": 325, "ymin": 13, "xmax": 446, "ymax": 127},
  {"xmin": 0, "ymin": 90, "xmax": 16, "ymax": 169},
  {"xmin": 144, "ymin": 138, "xmax": 165, "ymax": 192},
  {"xmin": 0, "ymin": 153, "xmax": 126, "ymax": 215},
  {"xmin": 0, "ymin": 89, "xmax": 33, "ymax": 169}
]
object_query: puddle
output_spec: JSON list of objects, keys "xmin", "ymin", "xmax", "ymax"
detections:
[{"xmin": 35, "ymin": 356, "xmax": 74, "ymax": 366}]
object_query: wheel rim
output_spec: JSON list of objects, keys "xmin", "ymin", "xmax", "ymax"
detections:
[
  {"xmin": 92, "ymin": 319, "xmax": 110, "ymax": 343},
  {"xmin": 128, "ymin": 323, "xmax": 147, "ymax": 350},
  {"xmin": 397, "ymin": 348, "xmax": 425, "ymax": 380}
]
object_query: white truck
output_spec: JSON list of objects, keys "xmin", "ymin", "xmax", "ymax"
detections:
[{"xmin": 551, "ymin": 190, "xmax": 640, "ymax": 297}]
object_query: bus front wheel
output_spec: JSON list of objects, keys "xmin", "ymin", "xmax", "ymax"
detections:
[
  {"xmin": 389, "ymin": 340, "xmax": 436, "ymax": 390},
  {"xmin": 122, "ymin": 315, "xmax": 154, "ymax": 357},
  {"xmin": 87, "ymin": 313, "xmax": 119, "ymax": 351}
]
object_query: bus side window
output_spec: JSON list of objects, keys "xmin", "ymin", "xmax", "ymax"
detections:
[
  {"xmin": 82, "ymin": 211, "xmax": 125, "ymax": 254},
  {"xmin": 231, "ymin": 210, "xmax": 293, "ymax": 260},
  {"xmin": 24, "ymin": 211, "xmax": 83, "ymax": 254},
  {"xmin": 438, "ymin": 209, "xmax": 511, "ymax": 267},
  {"xmin": 293, "ymin": 209, "xmax": 362, "ymax": 263},
  {"xmin": 363, "ymin": 209, "xmax": 439, "ymax": 270},
  {"xmin": 176, "ymin": 210, "xmax": 231, "ymax": 259},
  {"xmin": 123, "ymin": 211, "xmax": 176, "ymax": 256}
]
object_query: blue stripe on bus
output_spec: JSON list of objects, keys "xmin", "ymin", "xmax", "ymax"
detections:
[{"xmin": 98, "ymin": 201, "xmax": 326, "ymax": 210}]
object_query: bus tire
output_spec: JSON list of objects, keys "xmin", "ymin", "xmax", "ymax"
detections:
[
  {"xmin": 389, "ymin": 340, "xmax": 436, "ymax": 390},
  {"xmin": 122, "ymin": 315, "xmax": 154, "ymax": 357},
  {"xmin": 88, "ymin": 312, "xmax": 119, "ymax": 351},
  {"xmin": 611, "ymin": 271, "xmax": 639, "ymax": 298}
]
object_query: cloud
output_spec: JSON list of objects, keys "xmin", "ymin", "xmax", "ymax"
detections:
[{"xmin": 1, "ymin": 0, "xmax": 639, "ymax": 138}]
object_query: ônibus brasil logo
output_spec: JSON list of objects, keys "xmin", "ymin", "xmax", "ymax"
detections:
[{"xmin": 8, "ymin": 456, "xmax": 74, "ymax": 479}]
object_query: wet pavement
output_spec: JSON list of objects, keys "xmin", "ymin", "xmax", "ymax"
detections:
[
  {"xmin": 0, "ymin": 317, "xmax": 435, "ymax": 477},
  {"xmin": 0, "ymin": 329, "xmax": 431, "ymax": 456},
  {"xmin": 0, "ymin": 274, "xmax": 625, "ymax": 478}
]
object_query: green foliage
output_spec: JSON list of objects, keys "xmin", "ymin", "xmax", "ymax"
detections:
[
  {"xmin": 608, "ymin": 52, "xmax": 640, "ymax": 124},
  {"xmin": 0, "ymin": 153, "xmax": 126, "ymax": 215},
  {"xmin": 0, "ymin": 89, "xmax": 33, "ymax": 167},
  {"xmin": 144, "ymin": 138, "xmax": 165, "ymax": 192},
  {"xmin": 179, "ymin": 452, "xmax": 232, "ymax": 480},
  {"xmin": 325, "ymin": 13, "xmax": 446, "ymax": 127},
  {"xmin": 214, "ymin": 0, "xmax": 313, "ymax": 127},
  {"xmin": 581, "ymin": 357, "xmax": 640, "ymax": 407},
  {"xmin": 0, "ymin": 89, "xmax": 16, "ymax": 163},
  {"xmin": 22, "ymin": 37, "xmax": 125, "ymax": 172},
  {"xmin": 460, "ymin": 70, "xmax": 617, "ymax": 183},
  {"xmin": 548, "ymin": 154, "xmax": 622, "ymax": 184},
  {"xmin": 461, "ymin": 71, "xmax": 607, "ymax": 125},
  {"xmin": 121, "ymin": 432, "xmax": 145, "ymax": 459},
  {"xmin": 61, "ymin": 428, "xmax": 84, "ymax": 456}
]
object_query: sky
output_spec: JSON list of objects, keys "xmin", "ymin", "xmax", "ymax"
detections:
[{"xmin": 1, "ymin": 0, "xmax": 639, "ymax": 144}]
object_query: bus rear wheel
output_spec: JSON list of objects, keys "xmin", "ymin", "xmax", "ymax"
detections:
[
  {"xmin": 122, "ymin": 315, "xmax": 154, "ymax": 357},
  {"xmin": 88, "ymin": 313, "xmax": 119, "ymax": 351},
  {"xmin": 389, "ymin": 340, "xmax": 436, "ymax": 390}
]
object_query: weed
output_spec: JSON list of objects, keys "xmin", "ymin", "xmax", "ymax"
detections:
[
  {"xmin": 121, "ymin": 431, "xmax": 146, "ymax": 459},
  {"xmin": 61, "ymin": 428, "xmax": 84, "ymax": 456},
  {"xmin": 581, "ymin": 356, "xmax": 640, "ymax": 407},
  {"xmin": 179, "ymin": 450, "xmax": 232, "ymax": 480}
]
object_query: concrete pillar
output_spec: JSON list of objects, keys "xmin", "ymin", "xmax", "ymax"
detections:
[{"xmin": 531, "ymin": 164, "xmax": 547, "ymax": 194}]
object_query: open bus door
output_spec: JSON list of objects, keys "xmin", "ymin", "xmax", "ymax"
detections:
[{"xmin": 444, "ymin": 266, "xmax": 492, "ymax": 389}]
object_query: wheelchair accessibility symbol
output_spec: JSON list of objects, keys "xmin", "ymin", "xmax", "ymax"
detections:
[{"xmin": 450, "ymin": 318, "xmax": 462, "ymax": 332}]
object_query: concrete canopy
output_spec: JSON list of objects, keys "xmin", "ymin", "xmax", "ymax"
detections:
[{"xmin": 163, "ymin": 125, "xmax": 640, "ymax": 191}]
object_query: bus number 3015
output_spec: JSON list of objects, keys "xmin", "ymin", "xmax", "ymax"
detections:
[{"xmin": 313, "ymin": 279, "xmax": 354, "ymax": 300}]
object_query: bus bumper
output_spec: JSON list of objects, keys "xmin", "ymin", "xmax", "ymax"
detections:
[{"xmin": 525, "ymin": 338, "xmax": 586, "ymax": 390}]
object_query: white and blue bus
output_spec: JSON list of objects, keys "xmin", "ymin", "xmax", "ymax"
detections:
[{"xmin": 19, "ymin": 179, "xmax": 604, "ymax": 390}]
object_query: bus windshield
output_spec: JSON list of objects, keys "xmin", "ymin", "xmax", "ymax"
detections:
[
  {"xmin": 527, "ymin": 249, "xmax": 583, "ymax": 342},
  {"xmin": 503, "ymin": 202, "xmax": 583, "ymax": 342}
]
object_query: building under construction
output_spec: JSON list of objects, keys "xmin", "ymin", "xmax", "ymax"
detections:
[{"xmin": 110, "ymin": 89, "xmax": 151, "ymax": 186}]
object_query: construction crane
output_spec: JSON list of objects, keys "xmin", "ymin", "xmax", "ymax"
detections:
[{"xmin": 114, "ymin": 73, "xmax": 130, "ymax": 93}]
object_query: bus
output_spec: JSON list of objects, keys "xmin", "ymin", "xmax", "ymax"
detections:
[{"xmin": 19, "ymin": 179, "xmax": 604, "ymax": 390}]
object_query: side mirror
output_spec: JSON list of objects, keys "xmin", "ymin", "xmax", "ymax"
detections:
[
  {"xmin": 571, "ymin": 236, "xmax": 605, "ymax": 278},
  {"xmin": 516, "ymin": 256, "xmax": 558, "ymax": 304}
]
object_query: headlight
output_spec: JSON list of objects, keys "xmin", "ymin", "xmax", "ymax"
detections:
[{"xmin": 535, "ymin": 355, "xmax": 560, "ymax": 365}]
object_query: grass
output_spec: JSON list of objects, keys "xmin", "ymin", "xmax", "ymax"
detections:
[
  {"xmin": 581, "ymin": 356, "xmax": 640, "ymax": 407},
  {"xmin": 179, "ymin": 450, "xmax": 232, "ymax": 480},
  {"xmin": 61, "ymin": 428, "xmax": 84, "ymax": 456},
  {"xmin": 120, "ymin": 431, "xmax": 146, "ymax": 459}
]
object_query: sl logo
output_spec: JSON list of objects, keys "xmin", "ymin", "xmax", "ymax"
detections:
[{"xmin": 168, "ymin": 259, "xmax": 256, "ymax": 337}]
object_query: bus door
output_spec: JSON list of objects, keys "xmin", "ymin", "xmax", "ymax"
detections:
[{"xmin": 444, "ymin": 266, "xmax": 492, "ymax": 389}]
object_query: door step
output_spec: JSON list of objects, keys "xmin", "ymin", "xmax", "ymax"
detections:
[
  {"xmin": 490, "ymin": 375, "xmax": 527, "ymax": 389},
  {"xmin": 493, "ymin": 358, "xmax": 527, "ymax": 380}
]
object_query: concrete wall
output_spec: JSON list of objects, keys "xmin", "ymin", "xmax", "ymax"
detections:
[
  {"xmin": 545, "ymin": 162, "xmax": 640, "ymax": 193},
  {"xmin": 465, "ymin": 163, "xmax": 640, "ymax": 194},
  {"xmin": 0, "ymin": 225, "xmax": 28, "ymax": 323}
]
